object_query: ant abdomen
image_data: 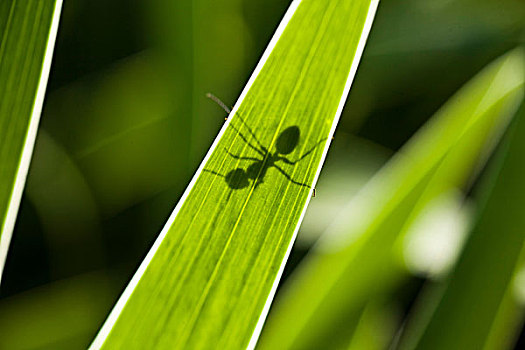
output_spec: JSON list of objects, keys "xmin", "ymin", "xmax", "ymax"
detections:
[{"xmin": 276, "ymin": 126, "xmax": 300, "ymax": 155}]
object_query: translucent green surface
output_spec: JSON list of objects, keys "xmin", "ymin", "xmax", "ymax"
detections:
[{"xmin": 90, "ymin": 0, "xmax": 379, "ymax": 349}]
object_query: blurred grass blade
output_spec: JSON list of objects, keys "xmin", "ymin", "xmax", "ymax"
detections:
[
  {"xmin": 346, "ymin": 301, "xmax": 398, "ymax": 350},
  {"xmin": 90, "ymin": 0, "xmax": 379, "ymax": 349},
  {"xmin": 258, "ymin": 49, "xmax": 525, "ymax": 350},
  {"xmin": 483, "ymin": 252, "xmax": 525, "ymax": 350},
  {"xmin": 0, "ymin": 271, "xmax": 120, "ymax": 350},
  {"xmin": 398, "ymin": 101, "xmax": 525, "ymax": 350},
  {"xmin": 0, "ymin": 0, "xmax": 63, "ymax": 281}
]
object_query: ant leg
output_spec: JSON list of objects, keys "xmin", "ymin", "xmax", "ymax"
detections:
[
  {"xmin": 279, "ymin": 157, "xmax": 297, "ymax": 165},
  {"xmin": 202, "ymin": 169, "xmax": 225, "ymax": 178},
  {"xmin": 229, "ymin": 123, "xmax": 265, "ymax": 157},
  {"xmin": 273, "ymin": 165, "xmax": 310, "ymax": 188},
  {"xmin": 279, "ymin": 138, "xmax": 327, "ymax": 165},
  {"xmin": 224, "ymin": 148, "xmax": 260, "ymax": 161},
  {"xmin": 233, "ymin": 111, "xmax": 266, "ymax": 151}
]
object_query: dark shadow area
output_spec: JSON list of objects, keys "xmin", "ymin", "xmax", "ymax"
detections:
[{"xmin": 204, "ymin": 96, "xmax": 325, "ymax": 192}]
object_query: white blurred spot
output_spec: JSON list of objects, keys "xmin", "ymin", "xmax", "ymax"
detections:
[{"xmin": 403, "ymin": 190, "xmax": 472, "ymax": 278}]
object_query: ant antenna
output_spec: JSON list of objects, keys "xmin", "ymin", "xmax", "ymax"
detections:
[
  {"xmin": 206, "ymin": 93, "xmax": 231, "ymax": 114},
  {"xmin": 206, "ymin": 92, "xmax": 266, "ymax": 153}
]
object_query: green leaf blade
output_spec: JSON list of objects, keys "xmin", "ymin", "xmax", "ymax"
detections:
[
  {"xmin": 0, "ymin": 0, "xmax": 62, "ymax": 280},
  {"xmin": 90, "ymin": 0, "xmax": 379, "ymax": 349}
]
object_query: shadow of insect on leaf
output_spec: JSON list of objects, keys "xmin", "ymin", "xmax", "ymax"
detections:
[{"xmin": 204, "ymin": 93, "xmax": 325, "ymax": 196}]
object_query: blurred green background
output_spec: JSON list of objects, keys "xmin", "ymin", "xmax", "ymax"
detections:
[{"xmin": 1, "ymin": 0, "xmax": 525, "ymax": 349}]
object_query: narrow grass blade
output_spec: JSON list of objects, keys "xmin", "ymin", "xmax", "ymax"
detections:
[
  {"xmin": 0, "ymin": 0, "xmax": 63, "ymax": 281},
  {"xmin": 90, "ymin": 0, "xmax": 379, "ymax": 349},
  {"xmin": 398, "ymin": 100, "xmax": 525, "ymax": 350},
  {"xmin": 258, "ymin": 49, "xmax": 525, "ymax": 350}
]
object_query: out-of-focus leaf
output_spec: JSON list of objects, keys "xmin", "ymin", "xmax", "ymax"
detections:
[
  {"xmin": 147, "ymin": 0, "xmax": 251, "ymax": 167},
  {"xmin": 0, "ymin": 0, "xmax": 62, "ymax": 280},
  {"xmin": 398, "ymin": 101, "xmax": 525, "ymax": 350},
  {"xmin": 89, "ymin": 1, "xmax": 380, "ymax": 349},
  {"xmin": 0, "ymin": 271, "xmax": 121, "ymax": 350},
  {"xmin": 25, "ymin": 131, "xmax": 104, "ymax": 278},
  {"xmin": 258, "ymin": 49, "xmax": 525, "ymax": 350},
  {"xmin": 342, "ymin": 0, "xmax": 525, "ymax": 135},
  {"xmin": 297, "ymin": 135, "xmax": 390, "ymax": 245},
  {"xmin": 42, "ymin": 52, "xmax": 183, "ymax": 216},
  {"xmin": 346, "ymin": 301, "xmax": 399, "ymax": 350}
]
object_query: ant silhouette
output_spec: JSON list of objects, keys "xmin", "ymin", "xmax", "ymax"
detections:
[{"xmin": 205, "ymin": 93, "xmax": 322, "ymax": 196}]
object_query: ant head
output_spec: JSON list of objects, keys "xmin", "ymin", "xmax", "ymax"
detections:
[
  {"xmin": 276, "ymin": 126, "xmax": 300, "ymax": 155},
  {"xmin": 225, "ymin": 168, "xmax": 250, "ymax": 189}
]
